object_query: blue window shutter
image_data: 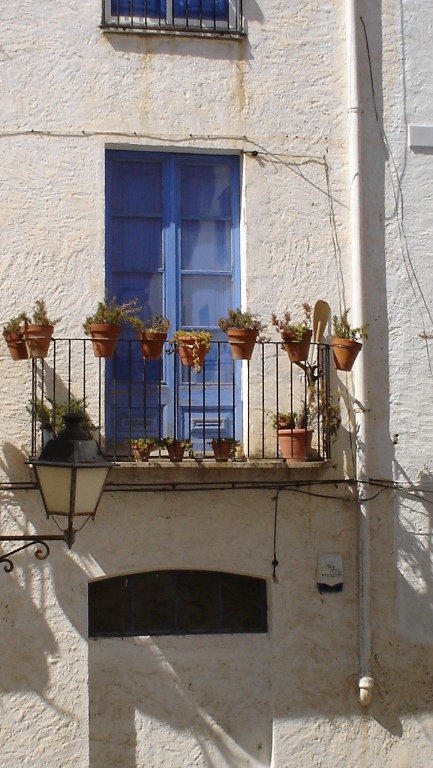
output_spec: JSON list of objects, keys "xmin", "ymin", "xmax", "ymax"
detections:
[{"xmin": 106, "ymin": 150, "xmax": 240, "ymax": 450}]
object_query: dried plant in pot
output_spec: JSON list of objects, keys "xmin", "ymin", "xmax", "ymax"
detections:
[
  {"xmin": 131, "ymin": 437, "xmax": 158, "ymax": 462},
  {"xmin": 208, "ymin": 437, "xmax": 240, "ymax": 462},
  {"xmin": 3, "ymin": 313, "xmax": 29, "ymax": 360},
  {"xmin": 218, "ymin": 309, "xmax": 267, "ymax": 361},
  {"xmin": 171, "ymin": 330, "xmax": 212, "ymax": 373},
  {"xmin": 271, "ymin": 303, "xmax": 312, "ymax": 363},
  {"xmin": 130, "ymin": 315, "xmax": 170, "ymax": 360},
  {"xmin": 160, "ymin": 437, "xmax": 193, "ymax": 463},
  {"xmin": 331, "ymin": 309, "xmax": 368, "ymax": 371},
  {"xmin": 83, "ymin": 295, "xmax": 140, "ymax": 358},
  {"xmin": 28, "ymin": 395, "xmax": 96, "ymax": 446},
  {"xmin": 272, "ymin": 407, "xmax": 314, "ymax": 462},
  {"xmin": 22, "ymin": 300, "xmax": 59, "ymax": 359}
]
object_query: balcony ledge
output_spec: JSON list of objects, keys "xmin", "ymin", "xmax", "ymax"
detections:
[{"xmin": 106, "ymin": 459, "xmax": 333, "ymax": 491}]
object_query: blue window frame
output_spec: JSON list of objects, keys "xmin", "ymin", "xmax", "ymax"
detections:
[{"xmin": 105, "ymin": 150, "xmax": 241, "ymax": 448}]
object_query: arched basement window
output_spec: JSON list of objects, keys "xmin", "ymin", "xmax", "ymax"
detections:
[{"xmin": 88, "ymin": 570, "xmax": 267, "ymax": 637}]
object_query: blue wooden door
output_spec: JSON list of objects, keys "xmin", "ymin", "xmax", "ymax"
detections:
[{"xmin": 105, "ymin": 150, "xmax": 240, "ymax": 452}]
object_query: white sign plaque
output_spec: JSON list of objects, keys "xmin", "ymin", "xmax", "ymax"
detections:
[{"xmin": 317, "ymin": 553, "xmax": 344, "ymax": 588}]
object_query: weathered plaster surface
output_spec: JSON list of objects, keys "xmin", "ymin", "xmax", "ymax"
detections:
[{"xmin": 1, "ymin": 0, "xmax": 433, "ymax": 765}]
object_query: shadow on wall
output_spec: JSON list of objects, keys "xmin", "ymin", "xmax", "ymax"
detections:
[
  {"xmin": 369, "ymin": 466, "xmax": 433, "ymax": 738},
  {"xmin": 0, "ymin": 566, "xmax": 58, "ymax": 696},
  {"xmin": 104, "ymin": 0, "xmax": 263, "ymax": 61},
  {"xmin": 89, "ymin": 634, "xmax": 271, "ymax": 768}
]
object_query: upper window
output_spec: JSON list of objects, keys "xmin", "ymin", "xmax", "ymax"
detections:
[{"xmin": 102, "ymin": 0, "xmax": 243, "ymax": 35}]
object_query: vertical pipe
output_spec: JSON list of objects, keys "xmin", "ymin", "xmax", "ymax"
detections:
[{"xmin": 347, "ymin": 0, "xmax": 374, "ymax": 707}]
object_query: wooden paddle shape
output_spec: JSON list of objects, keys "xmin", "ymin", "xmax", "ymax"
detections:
[{"xmin": 312, "ymin": 300, "xmax": 330, "ymax": 343}]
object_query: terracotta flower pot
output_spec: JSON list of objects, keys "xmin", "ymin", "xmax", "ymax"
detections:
[
  {"xmin": 4, "ymin": 331, "xmax": 29, "ymax": 360},
  {"xmin": 177, "ymin": 338, "xmax": 209, "ymax": 370},
  {"xmin": 131, "ymin": 442, "xmax": 155, "ymax": 462},
  {"xmin": 281, "ymin": 329, "xmax": 312, "ymax": 363},
  {"xmin": 166, "ymin": 441, "xmax": 186, "ymax": 463},
  {"xmin": 23, "ymin": 324, "xmax": 54, "ymax": 359},
  {"xmin": 226, "ymin": 328, "xmax": 258, "ymax": 360},
  {"xmin": 211, "ymin": 439, "xmax": 235, "ymax": 462},
  {"xmin": 331, "ymin": 337, "xmax": 362, "ymax": 371},
  {"xmin": 89, "ymin": 323, "xmax": 121, "ymax": 358},
  {"xmin": 277, "ymin": 428, "xmax": 313, "ymax": 462},
  {"xmin": 138, "ymin": 331, "xmax": 167, "ymax": 360}
]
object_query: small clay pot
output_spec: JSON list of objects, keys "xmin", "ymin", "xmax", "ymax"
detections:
[
  {"xmin": 4, "ymin": 331, "xmax": 29, "ymax": 360},
  {"xmin": 23, "ymin": 324, "xmax": 54, "ymax": 359},
  {"xmin": 331, "ymin": 337, "xmax": 362, "ymax": 371},
  {"xmin": 277, "ymin": 428, "xmax": 313, "ymax": 462},
  {"xmin": 226, "ymin": 328, "xmax": 258, "ymax": 360},
  {"xmin": 211, "ymin": 439, "xmax": 235, "ymax": 462},
  {"xmin": 89, "ymin": 324, "xmax": 121, "ymax": 358},
  {"xmin": 177, "ymin": 338, "xmax": 209, "ymax": 371},
  {"xmin": 281, "ymin": 329, "xmax": 312, "ymax": 363},
  {"xmin": 138, "ymin": 332, "xmax": 167, "ymax": 361}
]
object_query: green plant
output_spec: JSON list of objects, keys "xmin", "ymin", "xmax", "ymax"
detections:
[
  {"xmin": 218, "ymin": 309, "xmax": 266, "ymax": 334},
  {"xmin": 171, "ymin": 329, "xmax": 212, "ymax": 373},
  {"xmin": 2, "ymin": 313, "xmax": 27, "ymax": 336},
  {"xmin": 28, "ymin": 396, "xmax": 96, "ymax": 436},
  {"xmin": 311, "ymin": 389, "xmax": 341, "ymax": 442},
  {"xmin": 271, "ymin": 303, "xmax": 312, "ymax": 341},
  {"xmin": 160, "ymin": 437, "xmax": 192, "ymax": 449},
  {"xmin": 332, "ymin": 309, "xmax": 368, "ymax": 341},
  {"xmin": 208, "ymin": 437, "xmax": 240, "ymax": 445},
  {"xmin": 131, "ymin": 437, "xmax": 158, "ymax": 458},
  {"xmin": 272, "ymin": 407, "xmax": 310, "ymax": 430},
  {"xmin": 160, "ymin": 436, "xmax": 194, "ymax": 458},
  {"xmin": 131, "ymin": 437, "xmax": 158, "ymax": 450},
  {"xmin": 130, "ymin": 315, "xmax": 170, "ymax": 333},
  {"xmin": 83, "ymin": 295, "xmax": 140, "ymax": 335},
  {"xmin": 26, "ymin": 300, "xmax": 59, "ymax": 327}
]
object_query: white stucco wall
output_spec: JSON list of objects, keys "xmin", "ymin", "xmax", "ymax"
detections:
[{"xmin": 2, "ymin": 0, "xmax": 433, "ymax": 765}]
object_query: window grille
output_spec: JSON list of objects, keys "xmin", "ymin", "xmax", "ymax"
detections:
[{"xmin": 103, "ymin": 0, "xmax": 243, "ymax": 34}]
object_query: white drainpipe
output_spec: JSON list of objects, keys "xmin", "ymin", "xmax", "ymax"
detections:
[{"xmin": 346, "ymin": 0, "xmax": 374, "ymax": 707}]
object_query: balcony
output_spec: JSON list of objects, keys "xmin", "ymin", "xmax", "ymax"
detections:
[{"xmin": 27, "ymin": 338, "xmax": 335, "ymax": 466}]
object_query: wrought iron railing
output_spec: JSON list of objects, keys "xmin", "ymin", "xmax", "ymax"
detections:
[{"xmin": 28, "ymin": 338, "xmax": 334, "ymax": 462}]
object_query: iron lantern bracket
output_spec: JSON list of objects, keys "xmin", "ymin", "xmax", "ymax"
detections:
[{"xmin": 0, "ymin": 533, "xmax": 71, "ymax": 573}]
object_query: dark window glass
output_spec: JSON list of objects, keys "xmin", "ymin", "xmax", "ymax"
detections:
[
  {"xmin": 177, "ymin": 571, "xmax": 219, "ymax": 633},
  {"xmin": 134, "ymin": 571, "xmax": 175, "ymax": 634},
  {"xmin": 88, "ymin": 570, "xmax": 267, "ymax": 637},
  {"xmin": 222, "ymin": 573, "xmax": 267, "ymax": 632},
  {"xmin": 88, "ymin": 576, "xmax": 130, "ymax": 636}
]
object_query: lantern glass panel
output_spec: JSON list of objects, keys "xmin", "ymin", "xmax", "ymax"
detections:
[
  {"xmin": 35, "ymin": 466, "xmax": 71, "ymax": 515},
  {"xmin": 75, "ymin": 468, "xmax": 110, "ymax": 515}
]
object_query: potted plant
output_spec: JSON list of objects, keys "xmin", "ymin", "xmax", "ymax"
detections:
[
  {"xmin": 218, "ymin": 309, "xmax": 267, "ymax": 360},
  {"xmin": 131, "ymin": 437, "xmax": 158, "ymax": 462},
  {"xmin": 208, "ymin": 437, "xmax": 240, "ymax": 462},
  {"xmin": 130, "ymin": 315, "xmax": 170, "ymax": 360},
  {"xmin": 3, "ymin": 313, "xmax": 29, "ymax": 360},
  {"xmin": 28, "ymin": 395, "xmax": 96, "ymax": 445},
  {"xmin": 29, "ymin": 396, "xmax": 96, "ymax": 435},
  {"xmin": 83, "ymin": 295, "xmax": 140, "ymax": 358},
  {"xmin": 171, "ymin": 330, "xmax": 212, "ymax": 373},
  {"xmin": 272, "ymin": 406, "xmax": 314, "ymax": 462},
  {"xmin": 331, "ymin": 309, "xmax": 368, "ymax": 371},
  {"xmin": 160, "ymin": 437, "xmax": 193, "ymax": 463},
  {"xmin": 271, "ymin": 303, "xmax": 312, "ymax": 363},
  {"xmin": 22, "ymin": 300, "xmax": 58, "ymax": 359}
]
